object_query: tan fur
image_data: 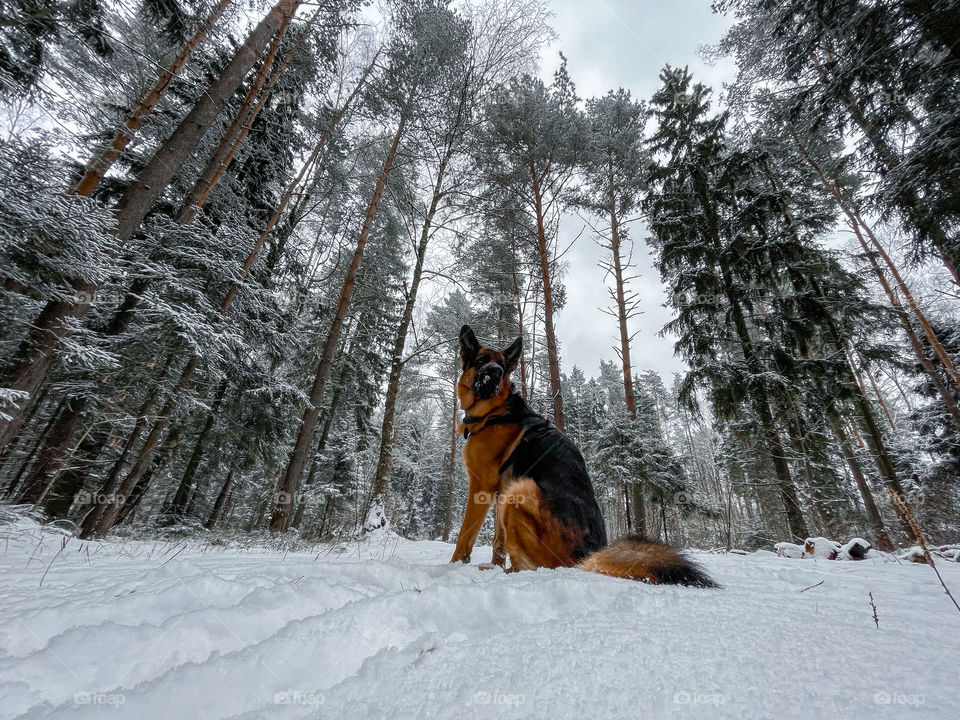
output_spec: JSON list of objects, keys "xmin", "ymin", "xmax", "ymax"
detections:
[
  {"xmin": 577, "ymin": 537, "xmax": 685, "ymax": 583},
  {"xmin": 496, "ymin": 477, "xmax": 581, "ymax": 572}
]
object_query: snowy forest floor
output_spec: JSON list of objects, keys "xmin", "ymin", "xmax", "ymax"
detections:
[{"xmin": 1, "ymin": 517, "xmax": 959, "ymax": 719}]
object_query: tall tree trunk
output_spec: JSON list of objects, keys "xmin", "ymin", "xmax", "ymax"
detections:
[
  {"xmin": 164, "ymin": 379, "xmax": 228, "ymax": 519},
  {"xmin": 847, "ymin": 365, "xmax": 918, "ymax": 542},
  {"xmin": 692, "ymin": 164, "xmax": 807, "ymax": 541},
  {"xmin": 825, "ymin": 405, "xmax": 893, "ymax": 550},
  {"xmin": 71, "ymin": 0, "xmax": 235, "ymax": 196},
  {"xmin": 205, "ymin": 469, "xmax": 235, "ymax": 529},
  {"xmin": 270, "ymin": 114, "xmax": 407, "ymax": 532},
  {"xmin": 94, "ymin": 15, "xmax": 349, "ymax": 340},
  {"xmin": 112, "ymin": 0, "xmax": 299, "ymax": 243},
  {"xmin": 442, "ymin": 370, "xmax": 458, "ymax": 542},
  {"xmin": 367, "ymin": 153, "xmax": 452, "ymax": 512},
  {"xmin": 292, "ymin": 323, "xmax": 358, "ymax": 528},
  {"xmin": 510, "ymin": 241, "xmax": 528, "ymax": 399},
  {"xmin": 117, "ymin": 415, "xmax": 193, "ymax": 526},
  {"xmin": 0, "ymin": 0, "xmax": 299, "ymax": 454},
  {"xmin": 219, "ymin": 55, "xmax": 378, "ymax": 311},
  {"xmin": 607, "ymin": 164, "xmax": 645, "ymax": 535},
  {"xmin": 623, "ymin": 482, "xmax": 632, "ymax": 533},
  {"xmin": 810, "ymin": 52, "xmax": 960, "ymax": 284},
  {"xmin": 34, "ymin": 59, "xmax": 370, "ymax": 480},
  {"xmin": 34, "ymin": 352, "xmax": 175, "ymax": 516},
  {"xmin": 12, "ymin": 396, "xmax": 85, "ymax": 504},
  {"xmin": 52, "ymin": 52, "xmax": 373, "ymax": 538},
  {"xmin": 41, "ymin": 426, "xmax": 111, "ymax": 518},
  {"xmin": 849, "ymin": 204, "xmax": 960, "ymax": 389},
  {"xmin": 82, "ymin": 356, "xmax": 199, "ymax": 538},
  {"xmin": 316, "ymin": 495, "xmax": 332, "ymax": 538},
  {"xmin": 78, "ymin": 402, "xmax": 155, "ymax": 538},
  {"xmin": 292, "ymin": 457, "xmax": 320, "ymax": 529},
  {"xmin": 3, "ymin": 395, "xmax": 62, "ymax": 500},
  {"xmin": 530, "ymin": 165, "xmax": 564, "ymax": 430}
]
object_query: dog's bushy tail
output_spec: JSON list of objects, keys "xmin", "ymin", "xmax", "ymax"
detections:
[{"xmin": 577, "ymin": 535, "xmax": 717, "ymax": 588}]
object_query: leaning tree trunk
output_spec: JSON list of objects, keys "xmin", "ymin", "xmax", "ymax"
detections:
[
  {"xmin": 849, "ymin": 204, "xmax": 960, "ymax": 390},
  {"xmin": 796, "ymin": 136, "xmax": 960, "ymax": 419},
  {"xmin": 66, "ymin": 59, "xmax": 373, "ymax": 539},
  {"xmin": 530, "ymin": 165, "xmax": 564, "ymax": 430},
  {"xmin": 847, "ymin": 366, "xmax": 919, "ymax": 543},
  {"xmin": 0, "ymin": 0, "xmax": 300, "ymax": 454},
  {"xmin": 71, "ymin": 0, "xmax": 235, "ymax": 196},
  {"xmin": 111, "ymin": 0, "xmax": 299, "ymax": 243},
  {"xmin": 810, "ymin": 54, "xmax": 960, "ymax": 284},
  {"xmin": 163, "ymin": 379, "xmax": 228, "ymax": 520},
  {"xmin": 82, "ymin": 356, "xmax": 199, "ymax": 538},
  {"xmin": 177, "ymin": 9, "xmax": 320, "ymax": 223},
  {"xmin": 117, "ymin": 413, "xmax": 194, "ymax": 526},
  {"xmin": 30, "ymin": 58, "xmax": 369, "ymax": 483},
  {"xmin": 12, "ymin": 397, "xmax": 84, "ymax": 505},
  {"xmin": 3, "ymin": 394, "xmax": 61, "ymax": 500},
  {"xmin": 205, "ymin": 469, "xmax": 235, "ymax": 530},
  {"xmin": 825, "ymin": 403, "xmax": 893, "ymax": 550},
  {"xmin": 270, "ymin": 114, "xmax": 407, "ymax": 532}
]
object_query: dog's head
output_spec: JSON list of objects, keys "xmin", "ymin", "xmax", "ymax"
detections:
[{"xmin": 457, "ymin": 324, "xmax": 522, "ymax": 414}]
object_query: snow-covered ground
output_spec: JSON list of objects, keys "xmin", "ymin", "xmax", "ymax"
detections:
[{"xmin": 1, "ymin": 519, "xmax": 958, "ymax": 719}]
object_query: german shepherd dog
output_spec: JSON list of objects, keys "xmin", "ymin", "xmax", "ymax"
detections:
[{"xmin": 450, "ymin": 325, "xmax": 715, "ymax": 587}]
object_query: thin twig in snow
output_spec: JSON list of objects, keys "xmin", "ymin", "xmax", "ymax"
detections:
[
  {"xmin": 40, "ymin": 537, "xmax": 68, "ymax": 587},
  {"xmin": 888, "ymin": 489, "xmax": 960, "ymax": 617}
]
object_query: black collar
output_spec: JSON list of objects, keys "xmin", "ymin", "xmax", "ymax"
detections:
[
  {"xmin": 460, "ymin": 388, "xmax": 545, "ymax": 439},
  {"xmin": 461, "ymin": 412, "xmax": 512, "ymax": 439}
]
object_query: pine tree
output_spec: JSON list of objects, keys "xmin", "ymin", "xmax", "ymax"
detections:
[
  {"xmin": 645, "ymin": 67, "xmax": 808, "ymax": 540},
  {"xmin": 475, "ymin": 56, "xmax": 586, "ymax": 430}
]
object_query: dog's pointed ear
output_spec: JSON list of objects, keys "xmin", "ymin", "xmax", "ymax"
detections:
[
  {"xmin": 459, "ymin": 325, "xmax": 479, "ymax": 367},
  {"xmin": 503, "ymin": 335, "xmax": 522, "ymax": 373}
]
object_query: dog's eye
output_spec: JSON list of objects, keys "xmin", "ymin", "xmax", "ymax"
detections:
[{"xmin": 476, "ymin": 354, "xmax": 490, "ymax": 365}]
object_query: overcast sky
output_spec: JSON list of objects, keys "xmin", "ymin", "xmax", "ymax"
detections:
[{"xmin": 539, "ymin": 0, "xmax": 737, "ymax": 382}]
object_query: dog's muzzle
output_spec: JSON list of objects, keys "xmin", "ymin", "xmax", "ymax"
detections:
[{"xmin": 472, "ymin": 363, "xmax": 503, "ymax": 399}]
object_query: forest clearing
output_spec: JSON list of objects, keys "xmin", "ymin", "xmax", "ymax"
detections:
[{"xmin": 2, "ymin": 512, "xmax": 959, "ymax": 719}]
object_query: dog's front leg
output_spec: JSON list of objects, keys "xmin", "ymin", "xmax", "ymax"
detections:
[
  {"xmin": 450, "ymin": 473, "xmax": 496, "ymax": 564},
  {"xmin": 491, "ymin": 495, "xmax": 507, "ymax": 567}
]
